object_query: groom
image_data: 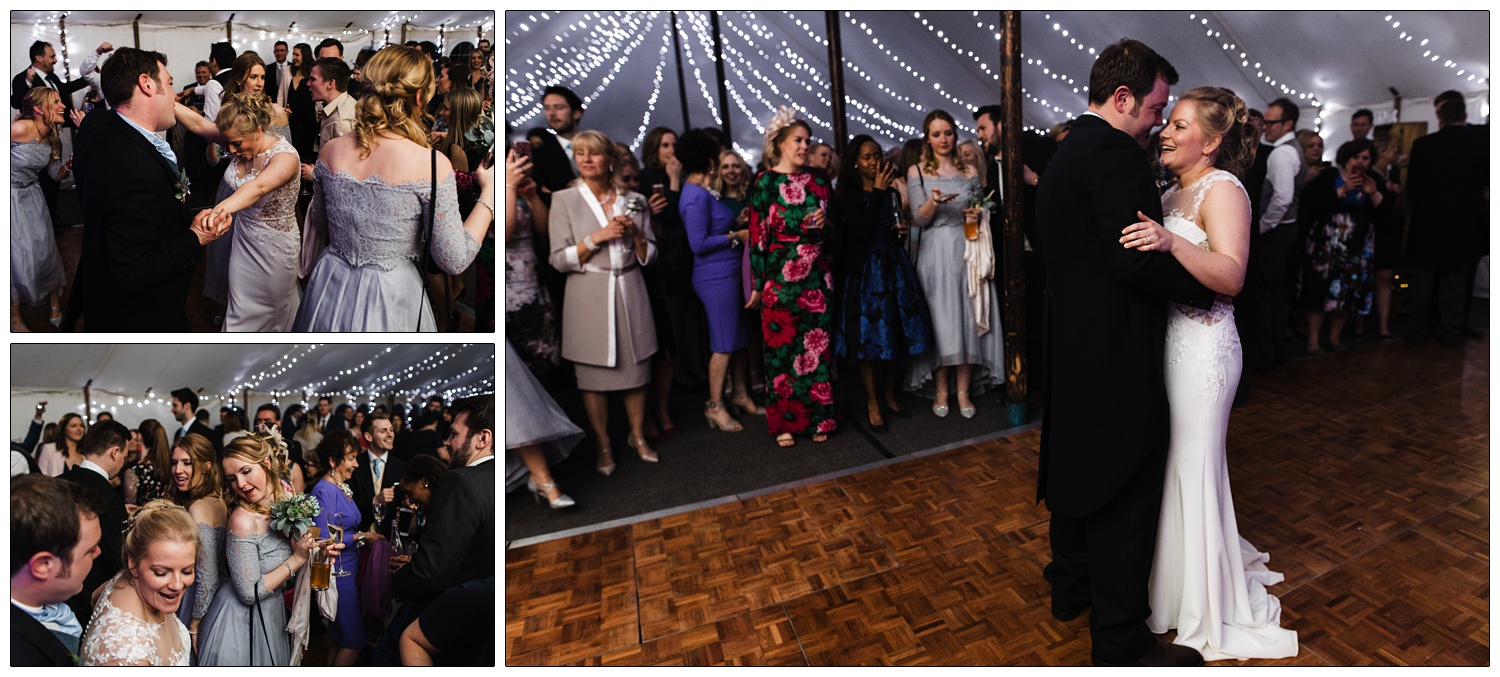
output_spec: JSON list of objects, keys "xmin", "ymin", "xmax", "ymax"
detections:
[
  {"xmin": 65, "ymin": 47, "xmax": 228, "ymax": 332},
  {"xmin": 1034, "ymin": 39, "xmax": 1216, "ymax": 667}
]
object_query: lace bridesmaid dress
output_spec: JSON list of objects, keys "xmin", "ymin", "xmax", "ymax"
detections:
[
  {"xmin": 10, "ymin": 140, "xmax": 68, "ymax": 307},
  {"xmin": 1147, "ymin": 170, "xmax": 1298, "ymax": 661},
  {"xmin": 80, "ymin": 573, "xmax": 191, "ymax": 666},
  {"xmin": 222, "ymin": 135, "xmax": 302, "ymax": 331},
  {"xmin": 195, "ymin": 527, "xmax": 293, "ymax": 666},
  {"xmin": 291, "ymin": 160, "xmax": 478, "ymax": 331}
]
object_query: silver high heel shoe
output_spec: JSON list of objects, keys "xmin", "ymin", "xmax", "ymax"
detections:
[
  {"xmin": 932, "ymin": 393, "xmax": 950, "ymax": 418},
  {"xmin": 958, "ymin": 392, "xmax": 976, "ymax": 419},
  {"xmin": 528, "ymin": 478, "xmax": 576, "ymax": 510}
]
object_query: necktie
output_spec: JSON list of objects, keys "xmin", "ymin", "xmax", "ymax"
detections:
[
  {"xmin": 372, "ymin": 456, "xmax": 384, "ymax": 486},
  {"xmin": 175, "ymin": 428, "xmax": 185, "ymax": 443},
  {"xmin": 27, "ymin": 601, "xmax": 82, "ymax": 649}
]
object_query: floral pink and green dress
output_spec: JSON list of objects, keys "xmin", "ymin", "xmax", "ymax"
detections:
[{"xmin": 748, "ymin": 169, "xmax": 838, "ymax": 437}]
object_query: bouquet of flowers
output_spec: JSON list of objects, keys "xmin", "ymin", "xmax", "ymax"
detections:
[
  {"xmin": 622, "ymin": 196, "xmax": 646, "ymax": 217},
  {"xmin": 269, "ymin": 494, "xmax": 321, "ymax": 539},
  {"xmin": 968, "ymin": 189, "xmax": 997, "ymax": 212}
]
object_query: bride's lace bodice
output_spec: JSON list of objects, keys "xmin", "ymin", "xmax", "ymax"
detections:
[
  {"xmin": 224, "ymin": 135, "xmax": 301, "ymax": 266},
  {"xmin": 1161, "ymin": 170, "xmax": 1244, "ymax": 399},
  {"xmin": 81, "ymin": 573, "xmax": 191, "ymax": 666},
  {"xmin": 309, "ymin": 160, "xmax": 478, "ymax": 273}
]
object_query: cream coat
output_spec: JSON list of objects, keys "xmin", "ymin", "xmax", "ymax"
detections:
[{"xmin": 548, "ymin": 184, "xmax": 658, "ymax": 368}]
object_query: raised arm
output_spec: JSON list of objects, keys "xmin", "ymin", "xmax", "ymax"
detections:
[{"xmin": 175, "ymin": 102, "xmax": 225, "ymax": 145}]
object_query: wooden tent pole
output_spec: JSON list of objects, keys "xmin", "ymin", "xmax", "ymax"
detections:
[
  {"xmin": 132, "ymin": 14, "xmax": 141, "ymax": 49},
  {"xmin": 402, "ymin": 22, "xmax": 409, "ymax": 44},
  {"xmin": 999, "ymin": 11, "xmax": 1029, "ymax": 426},
  {"xmin": 823, "ymin": 11, "xmax": 848, "ymax": 156},
  {"xmin": 83, "ymin": 380, "xmax": 93, "ymax": 424},
  {"xmin": 709, "ymin": 11, "xmax": 732, "ymax": 141},
  {"xmin": 670, "ymin": 12, "xmax": 691, "ymax": 129},
  {"xmin": 226, "ymin": 14, "xmax": 233, "ymax": 43}
]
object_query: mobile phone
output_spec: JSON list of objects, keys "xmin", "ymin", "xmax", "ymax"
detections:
[
  {"xmin": 482, "ymin": 148, "xmax": 496, "ymax": 169},
  {"xmin": 513, "ymin": 140, "xmax": 532, "ymax": 158},
  {"xmin": 934, "ymin": 192, "xmax": 958, "ymax": 203},
  {"xmin": 652, "ymin": 183, "xmax": 667, "ymax": 198}
]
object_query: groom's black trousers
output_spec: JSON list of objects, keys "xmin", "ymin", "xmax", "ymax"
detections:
[{"xmin": 1044, "ymin": 444, "xmax": 1168, "ymax": 664}]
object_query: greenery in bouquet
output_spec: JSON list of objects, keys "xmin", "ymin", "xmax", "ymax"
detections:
[{"xmin": 269, "ymin": 493, "xmax": 321, "ymax": 538}]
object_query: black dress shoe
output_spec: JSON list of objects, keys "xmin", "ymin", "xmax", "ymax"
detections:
[
  {"xmin": 868, "ymin": 419, "xmax": 890, "ymax": 434},
  {"xmin": 1051, "ymin": 603, "xmax": 1087, "ymax": 622},
  {"xmin": 885, "ymin": 407, "xmax": 912, "ymax": 419},
  {"xmin": 1095, "ymin": 640, "xmax": 1204, "ymax": 667}
]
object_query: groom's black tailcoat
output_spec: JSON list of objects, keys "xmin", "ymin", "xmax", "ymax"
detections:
[
  {"xmin": 1033, "ymin": 114, "xmax": 1215, "ymax": 663},
  {"xmin": 68, "ymin": 107, "xmax": 201, "ymax": 332}
]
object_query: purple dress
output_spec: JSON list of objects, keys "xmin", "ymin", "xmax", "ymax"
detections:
[
  {"xmin": 310, "ymin": 479, "xmax": 365, "ymax": 649},
  {"xmin": 681, "ymin": 183, "xmax": 748, "ymax": 353}
]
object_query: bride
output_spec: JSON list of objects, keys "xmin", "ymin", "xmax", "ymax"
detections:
[
  {"xmin": 80, "ymin": 501, "xmax": 199, "ymax": 666},
  {"xmin": 1120, "ymin": 86, "xmax": 1298, "ymax": 661},
  {"xmin": 175, "ymin": 92, "xmax": 301, "ymax": 331}
]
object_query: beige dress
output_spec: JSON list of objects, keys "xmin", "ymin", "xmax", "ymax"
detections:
[{"xmin": 548, "ymin": 184, "xmax": 659, "ymax": 391}]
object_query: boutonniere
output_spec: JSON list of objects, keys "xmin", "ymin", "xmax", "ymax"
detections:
[{"xmin": 174, "ymin": 167, "xmax": 192, "ymax": 204}]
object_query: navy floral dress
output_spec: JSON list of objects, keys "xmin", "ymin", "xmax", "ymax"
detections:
[
  {"xmin": 1298, "ymin": 169, "xmax": 1377, "ymax": 314},
  {"xmin": 832, "ymin": 186, "xmax": 932, "ymax": 360}
]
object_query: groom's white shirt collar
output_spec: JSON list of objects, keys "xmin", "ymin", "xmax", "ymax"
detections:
[{"xmin": 116, "ymin": 111, "xmax": 178, "ymax": 167}]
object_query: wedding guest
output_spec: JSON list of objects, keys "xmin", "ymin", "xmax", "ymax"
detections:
[
  {"xmin": 124, "ymin": 419, "xmax": 172, "ymax": 506},
  {"xmin": 312, "ymin": 396, "xmax": 334, "ymax": 432},
  {"xmin": 286, "ymin": 43, "xmax": 317, "ymax": 168},
  {"xmin": 292, "ymin": 46, "xmax": 492, "ymax": 331},
  {"xmin": 505, "ymin": 146, "xmax": 560, "ymax": 373},
  {"xmin": 406, "ymin": 412, "xmax": 445, "ymax": 461},
  {"xmin": 315, "ymin": 38, "xmax": 343, "ymax": 61},
  {"xmin": 252, "ymin": 405, "xmax": 303, "ymax": 494},
  {"xmin": 399, "ymin": 576, "xmax": 495, "ymax": 666},
  {"xmin": 37, "ymin": 412, "xmax": 86, "ymax": 477},
  {"xmin": 1296, "ymin": 130, "xmax": 1328, "ymax": 184},
  {"xmin": 639, "ymin": 126, "xmax": 698, "ymax": 408},
  {"xmin": 548, "ymin": 130, "xmax": 662, "ymax": 472},
  {"xmin": 383, "ymin": 397, "xmax": 494, "ymax": 665},
  {"xmin": 833, "ymin": 135, "xmax": 932, "ymax": 432},
  {"xmin": 351, "ymin": 409, "xmax": 368, "ymax": 448},
  {"xmin": 808, "ymin": 141, "xmax": 836, "ymax": 179},
  {"xmin": 428, "ymin": 87, "xmax": 488, "ymax": 327},
  {"xmin": 264, "ymin": 41, "xmax": 291, "ymax": 106},
  {"xmin": 167, "ymin": 432, "xmax": 224, "ymax": 650},
  {"xmin": 11, "ymin": 474, "xmax": 107, "ymax": 666},
  {"xmin": 170, "ymin": 388, "xmax": 217, "ymax": 448},
  {"xmin": 533, "ymin": 85, "xmax": 584, "ymax": 197},
  {"xmin": 196, "ymin": 432, "xmax": 321, "ymax": 666},
  {"xmin": 505, "ymin": 340, "xmax": 581, "ymax": 509},
  {"xmin": 59, "ymin": 420, "xmax": 131, "ymax": 627},
  {"xmin": 958, "ymin": 139, "xmax": 985, "ymax": 187},
  {"xmin": 747, "ymin": 108, "xmax": 838, "ymax": 447},
  {"xmin": 197, "ymin": 42, "xmax": 238, "ymax": 125},
  {"xmin": 717, "ymin": 149, "xmax": 765, "ymax": 392},
  {"xmin": 10, "ymin": 87, "xmax": 72, "ymax": 331},
  {"xmin": 906, "ymin": 109, "xmax": 1005, "ymax": 418},
  {"xmin": 679, "ymin": 128, "xmax": 762, "ymax": 431},
  {"xmin": 220, "ymin": 410, "xmax": 249, "ymax": 448},
  {"xmin": 355, "ymin": 414, "xmax": 404, "ymax": 532},
  {"xmin": 309, "ymin": 431, "xmax": 368, "ymax": 666},
  {"xmin": 12, "ymin": 40, "xmax": 90, "ymax": 225},
  {"xmin": 79, "ymin": 500, "xmax": 198, "ymax": 666},
  {"xmin": 1300, "ymin": 138, "xmax": 1383, "ymax": 354}
]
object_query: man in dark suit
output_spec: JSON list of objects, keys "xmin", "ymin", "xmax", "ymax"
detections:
[
  {"xmin": 57, "ymin": 420, "xmax": 131, "ymax": 628},
  {"xmin": 353, "ymin": 413, "xmax": 404, "ymax": 532},
  {"xmin": 64, "ymin": 48, "xmax": 226, "ymax": 332},
  {"xmin": 378, "ymin": 396, "xmax": 494, "ymax": 666},
  {"xmin": 264, "ymin": 40, "xmax": 291, "ymax": 105},
  {"xmin": 11, "ymin": 474, "xmax": 108, "ymax": 666},
  {"xmin": 1404, "ymin": 94, "xmax": 1489, "ymax": 346},
  {"xmin": 169, "ymin": 387, "xmax": 218, "ymax": 449},
  {"xmin": 1034, "ymin": 39, "xmax": 1215, "ymax": 667},
  {"xmin": 13, "ymin": 40, "xmax": 94, "ymax": 225}
]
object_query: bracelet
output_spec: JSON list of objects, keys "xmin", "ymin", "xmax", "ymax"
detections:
[
  {"xmin": 189, "ymin": 631, "xmax": 198, "ymax": 635},
  {"xmin": 475, "ymin": 198, "xmax": 495, "ymax": 218},
  {"xmin": 582, "ymin": 235, "xmax": 600, "ymax": 252},
  {"xmin": 282, "ymin": 560, "xmax": 295, "ymax": 577}
]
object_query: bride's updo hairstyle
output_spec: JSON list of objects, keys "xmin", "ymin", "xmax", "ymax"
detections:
[
  {"xmin": 215, "ymin": 92, "xmax": 275, "ymax": 138},
  {"xmin": 120, "ymin": 500, "xmax": 200, "ymax": 578},
  {"xmin": 222, "ymin": 431, "xmax": 292, "ymax": 514},
  {"xmin": 1177, "ymin": 86, "xmax": 1256, "ymax": 178},
  {"xmin": 352, "ymin": 45, "xmax": 435, "ymax": 159}
]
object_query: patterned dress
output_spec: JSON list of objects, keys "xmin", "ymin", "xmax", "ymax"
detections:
[
  {"xmin": 505, "ymin": 198, "xmax": 560, "ymax": 375},
  {"xmin": 1298, "ymin": 170, "xmax": 1376, "ymax": 314},
  {"xmin": 748, "ymin": 170, "xmax": 838, "ymax": 437}
]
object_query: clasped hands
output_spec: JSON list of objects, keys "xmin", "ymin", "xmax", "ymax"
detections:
[{"xmin": 191, "ymin": 208, "xmax": 235, "ymax": 245}]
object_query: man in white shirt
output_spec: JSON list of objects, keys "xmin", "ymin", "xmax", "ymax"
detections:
[
  {"xmin": 169, "ymin": 387, "xmax": 216, "ymax": 449},
  {"xmin": 265, "ymin": 40, "xmax": 291, "ymax": 105},
  {"xmin": 299, "ymin": 58, "xmax": 356, "ymax": 183},
  {"xmin": 354, "ymin": 414, "xmax": 404, "ymax": 531},
  {"xmin": 314, "ymin": 396, "xmax": 334, "ymax": 432},
  {"xmin": 1243, "ymin": 97, "xmax": 1308, "ymax": 372}
]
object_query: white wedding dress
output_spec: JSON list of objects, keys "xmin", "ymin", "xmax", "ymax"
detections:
[
  {"xmin": 80, "ymin": 572, "xmax": 191, "ymax": 666},
  {"xmin": 221, "ymin": 133, "xmax": 302, "ymax": 331},
  {"xmin": 1146, "ymin": 170, "xmax": 1298, "ymax": 661}
]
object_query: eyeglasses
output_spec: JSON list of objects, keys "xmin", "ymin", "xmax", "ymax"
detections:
[{"xmin": 1262, "ymin": 118, "xmax": 1289, "ymax": 125}]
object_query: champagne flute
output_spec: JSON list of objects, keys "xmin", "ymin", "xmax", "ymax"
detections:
[{"xmin": 328, "ymin": 512, "xmax": 350, "ymax": 577}]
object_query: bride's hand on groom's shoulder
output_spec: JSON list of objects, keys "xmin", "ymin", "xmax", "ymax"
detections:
[{"xmin": 1121, "ymin": 211, "xmax": 1172, "ymax": 253}]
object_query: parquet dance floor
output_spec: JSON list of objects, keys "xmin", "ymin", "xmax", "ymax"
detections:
[{"xmin": 505, "ymin": 337, "xmax": 1489, "ymax": 666}]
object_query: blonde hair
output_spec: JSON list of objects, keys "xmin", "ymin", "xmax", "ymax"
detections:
[
  {"xmin": 18, "ymin": 87, "xmax": 63, "ymax": 159},
  {"xmin": 568, "ymin": 130, "xmax": 626, "ymax": 193},
  {"xmin": 714, "ymin": 149, "xmax": 750, "ymax": 200},
  {"xmin": 222, "ymin": 432, "xmax": 292, "ymax": 515},
  {"xmin": 352, "ymin": 45, "xmax": 435, "ymax": 159},
  {"xmin": 1177, "ymin": 86, "xmax": 1256, "ymax": 178},
  {"xmin": 762, "ymin": 119, "xmax": 811, "ymax": 169},
  {"xmin": 121, "ymin": 499, "xmax": 200, "ymax": 577},
  {"xmin": 215, "ymin": 91, "xmax": 275, "ymax": 138},
  {"xmin": 920, "ymin": 109, "xmax": 967, "ymax": 177}
]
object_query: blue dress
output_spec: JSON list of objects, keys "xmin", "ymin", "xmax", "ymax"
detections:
[
  {"xmin": 681, "ymin": 183, "xmax": 748, "ymax": 353},
  {"xmin": 310, "ymin": 479, "xmax": 365, "ymax": 649},
  {"xmin": 10, "ymin": 140, "xmax": 67, "ymax": 306},
  {"xmin": 833, "ymin": 187, "xmax": 932, "ymax": 360},
  {"xmin": 196, "ymin": 525, "xmax": 293, "ymax": 665}
]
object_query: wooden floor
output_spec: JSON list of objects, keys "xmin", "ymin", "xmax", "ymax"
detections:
[{"xmin": 504, "ymin": 337, "xmax": 1489, "ymax": 666}]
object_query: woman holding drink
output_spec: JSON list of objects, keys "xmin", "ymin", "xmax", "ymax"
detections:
[
  {"xmin": 308, "ymin": 431, "xmax": 373, "ymax": 666},
  {"xmin": 746, "ymin": 107, "xmax": 838, "ymax": 447},
  {"xmin": 904, "ymin": 109, "xmax": 1005, "ymax": 418}
]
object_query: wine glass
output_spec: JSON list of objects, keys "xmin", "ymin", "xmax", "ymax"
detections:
[{"xmin": 328, "ymin": 512, "xmax": 351, "ymax": 577}]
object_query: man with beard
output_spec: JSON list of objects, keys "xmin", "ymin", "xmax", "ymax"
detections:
[{"xmin": 378, "ymin": 396, "xmax": 494, "ymax": 666}]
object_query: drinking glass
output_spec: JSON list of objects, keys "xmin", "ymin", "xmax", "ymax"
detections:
[{"xmin": 329, "ymin": 512, "xmax": 352, "ymax": 577}]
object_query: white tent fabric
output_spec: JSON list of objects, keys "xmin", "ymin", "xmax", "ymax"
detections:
[
  {"xmin": 11, "ymin": 10, "xmax": 495, "ymax": 113},
  {"xmin": 503, "ymin": 10, "xmax": 1488, "ymax": 163},
  {"xmin": 10, "ymin": 343, "xmax": 494, "ymax": 434}
]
